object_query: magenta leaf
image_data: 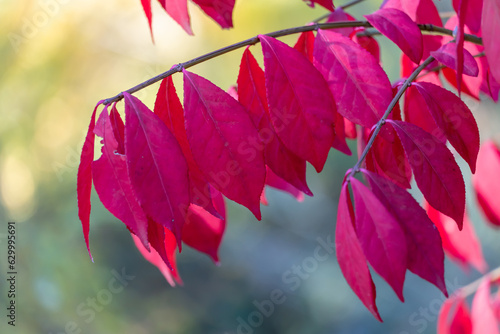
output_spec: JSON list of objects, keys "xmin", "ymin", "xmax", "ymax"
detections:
[
  {"xmin": 303, "ymin": 0, "xmax": 334, "ymax": 11},
  {"xmin": 453, "ymin": 0, "xmax": 483, "ymax": 33},
  {"xmin": 413, "ymin": 82, "xmax": 480, "ymax": 173},
  {"xmin": 132, "ymin": 230, "xmax": 182, "ymax": 287},
  {"xmin": 109, "ymin": 103, "xmax": 125, "ymax": 155},
  {"xmin": 154, "ymin": 76, "xmax": 220, "ymax": 218},
  {"xmin": 77, "ymin": 100, "xmax": 103, "ymax": 261},
  {"xmin": 146, "ymin": 218, "xmax": 176, "ymax": 271},
  {"xmin": 388, "ymin": 120, "xmax": 465, "ymax": 229},
  {"xmin": 350, "ymin": 177, "xmax": 407, "ymax": 302},
  {"xmin": 140, "ymin": 0, "xmax": 153, "ymax": 39},
  {"xmin": 313, "ymin": 29, "xmax": 393, "ymax": 132},
  {"xmin": 438, "ymin": 295, "xmax": 472, "ymax": 334},
  {"xmin": 260, "ymin": 34, "xmax": 336, "ymax": 172},
  {"xmin": 264, "ymin": 167, "xmax": 304, "ymax": 202},
  {"xmin": 365, "ymin": 8, "xmax": 423, "ymax": 64},
  {"xmin": 191, "ymin": 0, "xmax": 235, "ymax": 29},
  {"xmin": 471, "ymin": 278, "xmax": 499, "ymax": 334},
  {"xmin": 158, "ymin": 0, "xmax": 193, "ymax": 35},
  {"xmin": 183, "ymin": 69, "xmax": 266, "ymax": 219},
  {"xmin": 124, "ymin": 92, "xmax": 190, "ymax": 248},
  {"xmin": 326, "ymin": 7, "xmax": 356, "ymax": 37},
  {"xmin": 431, "ymin": 43, "xmax": 479, "ymax": 77},
  {"xmin": 362, "ymin": 170, "xmax": 447, "ymax": 296},
  {"xmin": 182, "ymin": 190, "xmax": 226, "ymax": 263},
  {"xmin": 237, "ymin": 47, "xmax": 312, "ymax": 195},
  {"xmin": 482, "ymin": 0, "xmax": 500, "ymax": 83},
  {"xmin": 473, "ymin": 140, "xmax": 500, "ymax": 227},
  {"xmin": 335, "ymin": 182, "xmax": 381, "ymax": 321},
  {"xmin": 92, "ymin": 108, "xmax": 150, "ymax": 250}
]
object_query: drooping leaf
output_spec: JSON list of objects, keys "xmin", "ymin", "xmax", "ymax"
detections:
[
  {"xmin": 146, "ymin": 218, "xmax": 174, "ymax": 270},
  {"xmin": 182, "ymin": 189, "xmax": 226, "ymax": 263},
  {"xmin": 313, "ymin": 29, "xmax": 393, "ymax": 132},
  {"xmin": 264, "ymin": 167, "xmax": 304, "ymax": 202},
  {"xmin": 92, "ymin": 109, "xmax": 149, "ymax": 250},
  {"xmin": 471, "ymin": 278, "xmax": 500, "ymax": 334},
  {"xmin": 140, "ymin": 0, "xmax": 154, "ymax": 39},
  {"xmin": 158, "ymin": 0, "xmax": 193, "ymax": 35},
  {"xmin": 388, "ymin": 120, "xmax": 465, "ymax": 229},
  {"xmin": 109, "ymin": 103, "xmax": 125, "ymax": 155},
  {"xmin": 453, "ymin": 0, "xmax": 469, "ymax": 94},
  {"xmin": 350, "ymin": 177, "xmax": 407, "ymax": 302},
  {"xmin": 237, "ymin": 47, "xmax": 312, "ymax": 195},
  {"xmin": 183, "ymin": 69, "xmax": 266, "ymax": 219},
  {"xmin": 260, "ymin": 34, "xmax": 336, "ymax": 172},
  {"xmin": 335, "ymin": 182, "xmax": 381, "ymax": 321},
  {"xmin": 365, "ymin": 8, "xmax": 423, "ymax": 64},
  {"xmin": 482, "ymin": 0, "xmax": 500, "ymax": 83},
  {"xmin": 351, "ymin": 29, "xmax": 381, "ymax": 63},
  {"xmin": 362, "ymin": 170, "xmax": 447, "ymax": 296},
  {"xmin": 131, "ymin": 230, "xmax": 182, "ymax": 286},
  {"xmin": 431, "ymin": 43, "xmax": 479, "ymax": 77},
  {"xmin": 124, "ymin": 92, "xmax": 190, "ymax": 248},
  {"xmin": 77, "ymin": 101, "xmax": 103, "ymax": 261},
  {"xmin": 412, "ymin": 82, "xmax": 480, "ymax": 173},
  {"xmin": 473, "ymin": 140, "xmax": 500, "ymax": 227},
  {"xmin": 154, "ymin": 76, "xmax": 220, "ymax": 218},
  {"xmin": 438, "ymin": 295, "xmax": 472, "ymax": 334},
  {"xmin": 191, "ymin": 0, "xmax": 235, "ymax": 29},
  {"xmin": 452, "ymin": 0, "xmax": 483, "ymax": 33},
  {"xmin": 426, "ymin": 202, "xmax": 487, "ymax": 273},
  {"xmin": 303, "ymin": 0, "xmax": 334, "ymax": 11}
]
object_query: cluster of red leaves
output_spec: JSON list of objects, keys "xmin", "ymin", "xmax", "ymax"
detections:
[
  {"xmin": 79, "ymin": 0, "xmax": 500, "ymax": 325},
  {"xmin": 140, "ymin": 0, "xmax": 236, "ymax": 36},
  {"xmin": 438, "ymin": 277, "xmax": 500, "ymax": 334}
]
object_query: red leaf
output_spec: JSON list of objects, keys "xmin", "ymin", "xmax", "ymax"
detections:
[
  {"xmin": 303, "ymin": 0, "xmax": 334, "ymax": 11},
  {"xmin": 313, "ymin": 29, "xmax": 393, "ymax": 131},
  {"xmin": 182, "ymin": 190, "xmax": 226, "ymax": 263},
  {"xmin": 472, "ymin": 278, "xmax": 500, "ymax": 334},
  {"xmin": 335, "ymin": 182, "xmax": 381, "ymax": 321},
  {"xmin": 382, "ymin": 0, "xmax": 443, "ymax": 60},
  {"xmin": 154, "ymin": 77, "xmax": 220, "ymax": 218},
  {"xmin": 412, "ymin": 82, "xmax": 480, "ymax": 173},
  {"xmin": 350, "ymin": 177, "xmax": 407, "ymax": 302},
  {"xmin": 482, "ymin": 0, "xmax": 500, "ymax": 83},
  {"xmin": 124, "ymin": 92, "xmax": 190, "ymax": 248},
  {"xmin": 77, "ymin": 101, "xmax": 103, "ymax": 261},
  {"xmin": 438, "ymin": 295, "xmax": 472, "ymax": 334},
  {"xmin": 109, "ymin": 103, "xmax": 125, "ymax": 155},
  {"xmin": 365, "ymin": 8, "xmax": 423, "ymax": 64},
  {"xmin": 92, "ymin": 109, "xmax": 149, "ymax": 250},
  {"xmin": 473, "ymin": 140, "xmax": 500, "ymax": 227},
  {"xmin": 426, "ymin": 203, "xmax": 487, "ymax": 273},
  {"xmin": 365, "ymin": 132, "xmax": 412, "ymax": 189},
  {"xmin": 452, "ymin": 0, "xmax": 483, "ymax": 33},
  {"xmin": 326, "ymin": 7, "xmax": 356, "ymax": 37},
  {"xmin": 293, "ymin": 31, "xmax": 315, "ymax": 63},
  {"xmin": 264, "ymin": 167, "xmax": 304, "ymax": 202},
  {"xmin": 158, "ymin": 0, "xmax": 193, "ymax": 35},
  {"xmin": 362, "ymin": 170, "xmax": 447, "ymax": 296},
  {"xmin": 237, "ymin": 47, "xmax": 312, "ymax": 195},
  {"xmin": 351, "ymin": 30, "xmax": 380, "ymax": 63},
  {"xmin": 132, "ymin": 231, "xmax": 182, "ymax": 286},
  {"xmin": 260, "ymin": 34, "xmax": 336, "ymax": 172},
  {"xmin": 183, "ymin": 69, "xmax": 266, "ymax": 219},
  {"xmin": 388, "ymin": 120, "xmax": 465, "ymax": 229},
  {"xmin": 431, "ymin": 43, "xmax": 479, "ymax": 77},
  {"xmin": 453, "ymin": 0, "xmax": 469, "ymax": 94},
  {"xmin": 140, "ymin": 0, "xmax": 154, "ymax": 40},
  {"xmin": 191, "ymin": 0, "xmax": 235, "ymax": 29}
]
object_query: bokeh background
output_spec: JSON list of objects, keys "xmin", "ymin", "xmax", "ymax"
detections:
[{"xmin": 1, "ymin": 0, "xmax": 500, "ymax": 333}]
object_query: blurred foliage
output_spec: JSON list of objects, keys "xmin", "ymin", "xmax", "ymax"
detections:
[{"xmin": 0, "ymin": 0, "xmax": 499, "ymax": 334}]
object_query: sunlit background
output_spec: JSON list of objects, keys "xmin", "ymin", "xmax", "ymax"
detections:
[{"xmin": 1, "ymin": 0, "xmax": 500, "ymax": 333}]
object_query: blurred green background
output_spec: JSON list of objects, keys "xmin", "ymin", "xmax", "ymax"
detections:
[{"xmin": 1, "ymin": 0, "xmax": 500, "ymax": 333}]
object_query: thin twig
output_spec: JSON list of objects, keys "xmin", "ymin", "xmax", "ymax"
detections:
[
  {"xmin": 417, "ymin": 52, "xmax": 486, "ymax": 80},
  {"xmin": 455, "ymin": 266, "xmax": 500, "ymax": 298},
  {"xmin": 347, "ymin": 56, "xmax": 436, "ymax": 179},
  {"xmin": 102, "ymin": 22, "xmax": 482, "ymax": 105}
]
